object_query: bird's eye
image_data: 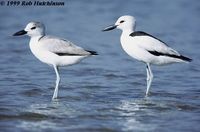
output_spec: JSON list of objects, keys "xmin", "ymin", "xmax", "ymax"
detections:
[
  {"xmin": 31, "ymin": 27, "xmax": 36, "ymax": 30},
  {"xmin": 120, "ymin": 20, "xmax": 125, "ymax": 23}
]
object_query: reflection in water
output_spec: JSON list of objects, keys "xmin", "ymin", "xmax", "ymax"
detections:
[
  {"xmin": 117, "ymin": 99, "xmax": 157, "ymax": 131},
  {"xmin": 17, "ymin": 102, "xmax": 76, "ymax": 131},
  {"xmin": 26, "ymin": 102, "xmax": 75, "ymax": 117},
  {"xmin": 19, "ymin": 121, "xmax": 60, "ymax": 131}
]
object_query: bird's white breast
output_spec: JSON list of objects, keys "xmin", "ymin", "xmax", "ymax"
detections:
[
  {"xmin": 120, "ymin": 33, "xmax": 150, "ymax": 63},
  {"xmin": 29, "ymin": 37, "xmax": 56, "ymax": 65}
]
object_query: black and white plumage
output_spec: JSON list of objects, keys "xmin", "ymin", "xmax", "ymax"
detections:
[
  {"xmin": 103, "ymin": 15, "xmax": 192, "ymax": 96},
  {"xmin": 13, "ymin": 22, "xmax": 97, "ymax": 100}
]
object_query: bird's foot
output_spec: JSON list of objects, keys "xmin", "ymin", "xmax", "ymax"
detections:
[{"xmin": 52, "ymin": 94, "xmax": 58, "ymax": 100}]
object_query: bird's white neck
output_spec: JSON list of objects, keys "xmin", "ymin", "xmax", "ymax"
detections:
[
  {"xmin": 120, "ymin": 29, "xmax": 135, "ymax": 47},
  {"xmin": 121, "ymin": 29, "xmax": 134, "ymax": 37},
  {"xmin": 30, "ymin": 35, "xmax": 45, "ymax": 42}
]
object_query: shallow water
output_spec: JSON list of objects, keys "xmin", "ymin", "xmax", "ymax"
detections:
[{"xmin": 0, "ymin": 0, "xmax": 200, "ymax": 131}]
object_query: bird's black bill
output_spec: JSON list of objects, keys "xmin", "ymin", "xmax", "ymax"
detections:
[
  {"xmin": 102, "ymin": 25, "xmax": 117, "ymax": 31},
  {"xmin": 13, "ymin": 30, "xmax": 27, "ymax": 36}
]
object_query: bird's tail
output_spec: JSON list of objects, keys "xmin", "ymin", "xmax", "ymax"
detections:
[
  {"xmin": 87, "ymin": 50, "xmax": 98, "ymax": 55},
  {"xmin": 178, "ymin": 55, "xmax": 192, "ymax": 62}
]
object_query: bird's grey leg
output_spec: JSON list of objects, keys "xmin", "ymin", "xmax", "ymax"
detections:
[
  {"xmin": 146, "ymin": 64, "xmax": 150, "ymax": 95},
  {"xmin": 146, "ymin": 63, "xmax": 153, "ymax": 96},
  {"xmin": 146, "ymin": 65, "xmax": 150, "ymax": 83},
  {"xmin": 52, "ymin": 65, "xmax": 60, "ymax": 100}
]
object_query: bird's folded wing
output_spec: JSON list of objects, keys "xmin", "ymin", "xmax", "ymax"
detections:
[
  {"xmin": 136, "ymin": 35, "xmax": 180, "ymax": 56},
  {"xmin": 39, "ymin": 36, "xmax": 91, "ymax": 55}
]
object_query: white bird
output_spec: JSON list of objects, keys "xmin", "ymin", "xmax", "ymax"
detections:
[
  {"xmin": 13, "ymin": 22, "xmax": 97, "ymax": 100},
  {"xmin": 103, "ymin": 15, "xmax": 192, "ymax": 96}
]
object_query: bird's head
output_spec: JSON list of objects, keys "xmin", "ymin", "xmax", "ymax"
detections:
[
  {"xmin": 13, "ymin": 22, "xmax": 45, "ymax": 37},
  {"xmin": 103, "ymin": 15, "xmax": 136, "ymax": 32}
]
